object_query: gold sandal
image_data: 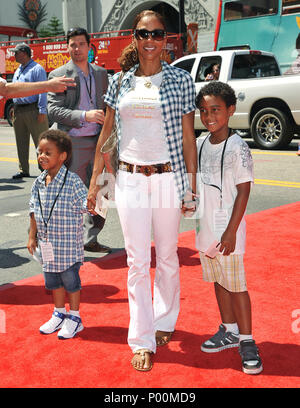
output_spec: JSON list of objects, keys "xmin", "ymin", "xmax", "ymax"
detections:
[
  {"xmin": 131, "ymin": 349, "xmax": 153, "ymax": 372},
  {"xmin": 155, "ymin": 330, "xmax": 174, "ymax": 347}
]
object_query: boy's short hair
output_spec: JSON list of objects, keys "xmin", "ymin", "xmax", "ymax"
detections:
[
  {"xmin": 196, "ymin": 81, "xmax": 237, "ymax": 108},
  {"xmin": 39, "ymin": 129, "xmax": 72, "ymax": 168},
  {"xmin": 66, "ymin": 27, "xmax": 90, "ymax": 45}
]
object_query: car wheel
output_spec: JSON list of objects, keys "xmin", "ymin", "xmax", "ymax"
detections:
[
  {"xmin": 236, "ymin": 129, "xmax": 250, "ymax": 138},
  {"xmin": 251, "ymin": 107, "xmax": 294, "ymax": 149}
]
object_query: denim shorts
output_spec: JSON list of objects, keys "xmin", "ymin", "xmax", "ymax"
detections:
[{"xmin": 44, "ymin": 262, "xmax": 82, "ymax": 293}]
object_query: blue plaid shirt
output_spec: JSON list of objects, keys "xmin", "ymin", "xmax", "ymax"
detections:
[
  {"xmin": 29, "ymin": 165, "xmax": 88, "ymax": 273},
  {"xmin": 104, "ymin": 61, "xmax": 196, "ymax": 200}
]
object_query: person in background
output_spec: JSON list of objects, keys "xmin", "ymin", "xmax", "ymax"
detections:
[
  {"xmin": 10, "ymin": 43, "xmax": 49, "ymax": 179},
  {"xmin": 87, "ymin": 10, "xmax": 197, "ymax": 371},
  {"xmin": 205, "ymin": 63, "xmax": 220, "ymax": 81},
  {"xmin": 47, "ymin": 27, "xmax": 110, "ymax": 254}
]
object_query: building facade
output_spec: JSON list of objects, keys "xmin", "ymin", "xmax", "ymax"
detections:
[
  {"xmin": 1, "ymin": 0, "xmax": 220, "ymax": 52},
  {"xmin": 71, "ymin": 0, "xmax": 219, "ymax": 52}
]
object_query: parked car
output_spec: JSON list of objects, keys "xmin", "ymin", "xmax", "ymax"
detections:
[{"xmin": 172, "ymin": 50, "xmax": 300, "ymax": 149}]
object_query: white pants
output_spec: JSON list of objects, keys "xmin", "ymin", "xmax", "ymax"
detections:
[{"xmin": 115, "ymin": 170, "xmax": 182, "ymax": 353}]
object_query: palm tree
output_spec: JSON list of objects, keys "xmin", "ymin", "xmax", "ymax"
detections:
[{"xmin": 17, "ymin": 0, "xmax": 48, "ymax": 30}]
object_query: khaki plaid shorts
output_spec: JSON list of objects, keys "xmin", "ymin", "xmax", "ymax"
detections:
[{"xmin": 199, "ymin": 252, "xmax": 247, "ymax": 292}]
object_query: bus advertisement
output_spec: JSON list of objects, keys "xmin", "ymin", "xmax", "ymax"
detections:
[
  {"xmin": 0, "ymin": 30, "xmax": 183, "ymax": 124},
  {"xmin": 215, "ymin": 0, "xmax": 300, "ymax": 74}
]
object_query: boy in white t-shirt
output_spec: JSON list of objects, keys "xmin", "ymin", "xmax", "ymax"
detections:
[{"xmin": 195, "ymin": 81, "xmax": 263, "ymax": 375}]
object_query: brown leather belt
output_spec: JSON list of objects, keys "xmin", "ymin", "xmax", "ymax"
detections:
[{"xmin": 118, "ymin": 160, "xmax": 172, "ymax": 177}]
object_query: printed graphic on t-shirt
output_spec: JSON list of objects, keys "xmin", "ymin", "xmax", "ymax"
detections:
[
  {"xmin": 201, "ymin": 138, "xmax": 253, "ymax": 188},
  {"xmin": 131, "ymin": 98, "xmax": 157, "ymax": 119},
  {"xmin": 118, "ymin": 72, "xmax": 170, "ymax": 164}
]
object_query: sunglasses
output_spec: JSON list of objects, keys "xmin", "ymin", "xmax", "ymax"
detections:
[
  {"xmin": 67, "ymin": 27, "xmax": 88, "ymax": 36},
  {"xmin": 134, "ymin": 29, "xmax": 166, "ymax": 41}
]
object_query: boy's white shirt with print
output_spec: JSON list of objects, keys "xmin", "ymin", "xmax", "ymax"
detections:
[{"xmin": 195, "ymin": 133, "xmax": 254, "ymax": 254}]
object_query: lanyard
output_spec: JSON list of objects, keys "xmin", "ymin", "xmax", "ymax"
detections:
[
  {"xmin": 37, "ymin": 169, "xmax": 68, "ymax": 238},
  {"xmin": 83, "ymin": 73, "xmax": 93, "ymax": 104},
  {"xmin": 198, "ymin": 129, "xmax": 231, "ymax": 207},
  {"xmin": 16, "ymin": 60, "xmax": 34, "ymax": 81}
]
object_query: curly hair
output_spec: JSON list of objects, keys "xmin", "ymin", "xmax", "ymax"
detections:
[
  {"xmin": 195, "ymin": 81, "xmax": 237, "ymax": 108},
  {"xmin": 118, "ymin": 42, "xmax": 139, "ymax": 72},
  {"xmin": 39, "ymin": 129, "xmax": 72, "ymax": 168},
  {"xmin": 118, "ymin": 10, "xmax": 166, "ymax": 72}
]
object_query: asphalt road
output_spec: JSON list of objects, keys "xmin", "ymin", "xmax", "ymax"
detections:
[{"xmin": 0, "ymin": 122, "xmax": 299, "ymax": 286}]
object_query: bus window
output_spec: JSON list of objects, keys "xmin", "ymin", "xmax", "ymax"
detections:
[
  {"xmin": 173, "ymin": 58, "xmax": 195, "ymax": 74},
  {"xmin": 224, "ymin": 0, "xmax": 278, "ymax": 21},
  {"xmin": 231, "ymin": 54, "xmax": 281, "ymax": 79},
  {"xmin": 216, "ymin": 1, "xmax": 300, "ymax": 72},
  {"xmin": 195, "ymin": 56, "xmax": 222, "ymax": 82},
  {"xmin": 282, "ymin": 0, "xmax": 300, "ymax": 14}
]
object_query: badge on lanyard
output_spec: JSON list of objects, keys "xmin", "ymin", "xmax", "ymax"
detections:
[
  {"xmin": 37, "ymin": 169, "xmax": 69, "ymax": 263},
  {"xmin": 213, "ymin": 208, "xmax": 229, "ymax": 233},
  {"xmin": 39, "ymin": 241, "xmax": 55, "ymax": 262},
  {"xmin": 198, "ymin": 130, "xmax": 231, "ymax": 235}
]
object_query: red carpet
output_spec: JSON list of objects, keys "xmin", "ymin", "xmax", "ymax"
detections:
[{"xmin": 0, "ymin": 202, "xmax": 299, "ymax": 388}]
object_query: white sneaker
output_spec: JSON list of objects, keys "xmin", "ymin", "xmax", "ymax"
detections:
[
  {"xmin": 57, "ymin": 314, "xmax": 84, "ymax": 339},
  {"xmin": 40, "ymin": 311, "xmax": 66, "ymax": 334}
]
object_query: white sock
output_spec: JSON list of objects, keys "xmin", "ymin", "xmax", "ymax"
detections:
[
  {"xmin": 69, "ymin": 310, "xmax": 80, "ymax": 317},
  {"xmin": 223, "ymin": 322, "xmax": 239, "ymax": 335},
  {"xmin": 239, "ymin": 334, "xmax": 253, "ymax": 342},
  {"xmin": 55, "ymin": 307, "xmax": 66, "ymax": 315}
]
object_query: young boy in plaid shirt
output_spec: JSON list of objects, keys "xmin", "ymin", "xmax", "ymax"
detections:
[{"xmin": 27, "ymin": 129, "xmax": 88, "ymax": 339}]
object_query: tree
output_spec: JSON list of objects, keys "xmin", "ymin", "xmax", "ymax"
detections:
[
  {"xmin": 17, "ymin": 0, "xmax": 48, "ymax": 30},
  {"xmin": 38, "ymin": 16, "xmax": 65, "ymax": 38}
]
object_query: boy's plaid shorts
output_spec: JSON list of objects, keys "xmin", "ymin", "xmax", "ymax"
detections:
[{"xmin": 199, "ymin": 252, "xmax": 247, "ymax": 292}]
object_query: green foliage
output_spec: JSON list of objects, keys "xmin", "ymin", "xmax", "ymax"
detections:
[{"xmin": 38, "ymin": 16, "xmax": 65, "ymax": 38}]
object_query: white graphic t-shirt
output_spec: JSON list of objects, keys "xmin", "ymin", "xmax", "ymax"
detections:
[
  {"xmin": 118, "ymin": 71, "xmax": 170, "ymax": 165},
  {"xmin": 195, "ymin": 133, "xmax": 254, "ymax": 254}
]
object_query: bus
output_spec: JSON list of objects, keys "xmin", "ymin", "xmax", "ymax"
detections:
[
  {"xmin": 0, "ymin": 29, "xmax": 183, "ymax": 124},
  {"xmin": 215, "ymin": 0, "xmax": 300, "ymax": 73}
]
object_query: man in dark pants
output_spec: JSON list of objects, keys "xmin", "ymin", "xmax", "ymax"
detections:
[
  {"xmin": 11, "ymin": 43, "xmax": 49, "ymax": 179},
  {"xmin": 47, "ymin": 27, "xmax": 111, "ymax": 253}
]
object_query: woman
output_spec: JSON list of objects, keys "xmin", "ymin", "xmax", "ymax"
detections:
[
  {"xmin": 88, "ymin": 10, "xmax": 197, "ymax": 371},
  {"xmin": 205, "ymin": 63, "xmax": 220, "ymax": 81}
]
